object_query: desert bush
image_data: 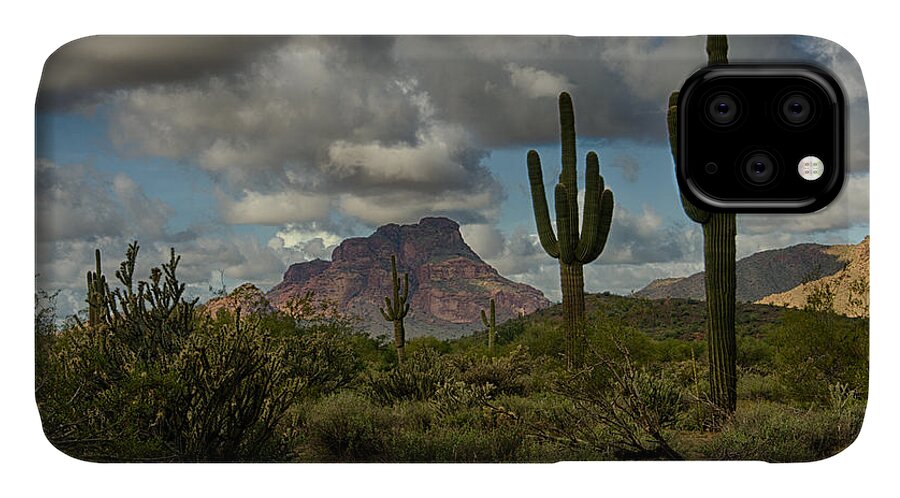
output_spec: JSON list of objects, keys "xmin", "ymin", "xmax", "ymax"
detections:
[
  {"xmin": 35, "ymin": 244, "xmax": 308, "ymax": 461},
  {"xmin": 703, "ymin": 391, "xmax": 865, "ymax": 461},
  {"xmin": 540, "ymin": 337, "xmax": 687, "ymax": 460},
  {"xmin": 771, "ymin": 308, "xmax": 868, "ymax": 402},
  {"xmin": 277, "ymin": 324, "xmax": 365, "ymax": 398},
  {"xmin": 737, "ymin": 370, "xmax": 786, "ymax": 403},
  {"xmin": 363, "ymin": 348, "xmax": 451, "ymax": 405},
  {"xmin": 448, "ymin": 345, "xmax": 534, "ymax": 396},
  {"xmin": 430, "ymin": 381, "xmax": 497, "ymax": 421},
  {"xmin": 298, "ymin": 392, "xmax": 393, "ymax": 462},
  {"xmin": 736, "ymin": 333, "xmax": 773, "ymax": 369},
  {"xmin": 513, "ymin": 321, "xmax": 566, "ymax": 364},
  {"xmin": 388, "ymin": 423, "xmax": 525, "ymax": 462}
]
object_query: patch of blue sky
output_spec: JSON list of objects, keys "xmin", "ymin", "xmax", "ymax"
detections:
[{"xmin": 487, "ymin": 137, "xmax": 684, "ymax": 236}]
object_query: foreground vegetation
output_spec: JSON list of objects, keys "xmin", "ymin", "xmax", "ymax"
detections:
[{"xmin": 35, "ymin": 245, "xmax": 867, "ymax": 462}]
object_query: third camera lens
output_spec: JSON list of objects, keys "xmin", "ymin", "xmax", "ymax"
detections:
[{"xmin": 742, "ymin": 151, "xmax": 778, "ymax": 186}]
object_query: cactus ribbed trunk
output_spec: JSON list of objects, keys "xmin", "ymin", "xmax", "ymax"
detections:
[
  {"xmin": 393, "ymin": 320, "xmax": 405, "ymax": 364},
  {"xmin": 561, "ymin": 262, "xmax": 586, "ymax": 369},
  {"xmin": 703, "ymin": 214, "xmax": 737, "ymax": 416},
  {"xmin": 481, "ymin": 298, "xmax": 497, "ymax": 354},
  {"xmin": 667, "ymin": 35, "xmax": 738, "ymax": 421}
]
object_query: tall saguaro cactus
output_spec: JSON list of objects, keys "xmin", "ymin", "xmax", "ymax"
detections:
[
  {"xmin": 667, "ymin": 35, "xmax": 737, "ymax": 419},
  {"xmin": 379, "ymin": 255, "xmax": 410, "ymax": 364},
  {"xmin": 528, "ymin": 92, "xmax": 615, "ymax": 368},
  {"xmin": 481, "ymin": 298, "xmax": 496, "ymax": 354},
  {"xmin": 85, "ymin": 249, "xmax": 109, "ymax": 325}
]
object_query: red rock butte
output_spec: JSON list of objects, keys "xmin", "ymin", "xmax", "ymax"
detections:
[{"xmin": 266, "ymin": 217, "xmax": 551, "ymax": 338}]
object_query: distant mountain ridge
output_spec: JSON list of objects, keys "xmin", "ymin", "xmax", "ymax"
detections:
[
  {"xmin": 757, "ymin": 237, "xmax": 869, "ymax": 317},
  {"xmin": 635, "ymin": 242, "xmax": 853, "ymax": 302},
  {"xmin": 256, "ymin": 217, "xmax": 550, "ymax": 338}
]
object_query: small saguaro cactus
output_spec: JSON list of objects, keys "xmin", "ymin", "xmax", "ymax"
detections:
[
  {"xmin": 481, "ymin": 298, "xmax": 496, "ymax": 354},
  {"xmin": 667, "ymin": 35, "xmax": 737, "ymax": 419},
  {"xmin": 85, "ymin": 248, "xmax": 109, "ymax": 326},
  {"xmin": 527, "ymin": 92, "xmax": 615, "ymax": 369},
  {"xmin": 379, "ymin": 255, "xmax": 410, "ymax": 364}
]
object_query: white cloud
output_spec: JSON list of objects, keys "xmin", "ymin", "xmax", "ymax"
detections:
[
  {"xmin": 599, "ymin": 37, "xmax": 706, "ymax": 101},
  {"xmin": 221, "ymin": 189, "xmax": 331, "ymax": 225},
  {"xmin": 36, "ymin": 160, "xmax": 171, "ymax": 242},
  {"xmin": 740, "ymin": 174, "xmax": 868, "ymax": 236},
  {"xmin": 505, "ymin": 63, "xmax": 574, "ymax": 99},
  {"xmin": 460, "ymin": 223, "xmax": 505, "ymax": 259},
  {"xmin": 270, "ymin": 223, "xmax": 345, "ymax": 262},
  {"xmin": 339, "ymin": 189, "xmax": 498, "ymax": 227},
  {"xmin": 327, "ymin": 123, "xmax": 474, "ymax": 188}
]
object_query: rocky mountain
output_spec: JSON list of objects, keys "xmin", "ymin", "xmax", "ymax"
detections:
[
  {"xmin": 757, "ymin": 237, "xmax": 869, "ymax": 317},
  {"xmin": 266, "ymin": 217, "xmax": 551, "ymax": 338},
  {"xmin": 203, "ymin": 283, "xmax": 276, "ymax": 319},
  {"xmin": 635, "ymin": 242, "xmax": 850, "ymax": 302}
]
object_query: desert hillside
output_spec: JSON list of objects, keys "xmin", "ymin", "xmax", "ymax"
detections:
[{"xmin": 757, "ymin": 237, "xmax": 869, "ymax": 318}]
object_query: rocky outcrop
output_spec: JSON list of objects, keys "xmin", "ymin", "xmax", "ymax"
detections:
[
  {"xmin": 203, "ymin": 283, "xmax": 276, "ymax": 319},
  {"xmin": 757, "ymin": 237, "xmax": 869, "ymax": 317},
  {"xmin": 266, "ymin": 217, "xmax": 550, "ymax": 338}
]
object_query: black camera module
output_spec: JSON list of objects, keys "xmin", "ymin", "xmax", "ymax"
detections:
[
  {"xmin": 675, "ymin": 64, "xmax": 844, "ymax": 212},
  {"xmin": 705, "ymin": 92, "xmax": 741, "ymax": 126},
  {"xmin": 741, "ymin": 151, "xmax": 778, "ymax": 186},
  {"xmin": 779, "ymin": 91, "xmax": 816, "ymax": 126}
]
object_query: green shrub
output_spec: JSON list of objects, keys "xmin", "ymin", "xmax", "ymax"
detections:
[
  {"xmin": 737, "ymin": 370, "xmax": 786, "ymax": 403},
  {"xmin": 448, "ymin": 345, "xmax": 534, "ymax": 396},
  {"xmin": 546, "ymin": 338, "xmax": 688, "ymax": 460},
  {"xmin": 736, "ymin": 334, "xmax": 773, "ymax": 369},
  {"xmin": 704, "ymin": 393, "xmax": 865, "ymax": 462},
  {"xmin": 299, "ymin": 392, "xmax": 393, "ymax": 462},
  {"xmin": 388, "ymin": 424, "xmax": 525, "ymax": 462},
  {"xmin": 35, "ymin": 244, "xmax": 307, "ymax": 462},
  {"xmin": 363, "ymin": 348, "xmax": 451, "ymax": 405},
  {"xmin": 771, "ymin": 309, "xmax": 868, "ymax": 402}
]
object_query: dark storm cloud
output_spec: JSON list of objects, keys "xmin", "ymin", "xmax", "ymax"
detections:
[
  {"xmin": 37, "ymin": 35, "xmax": 868, "ymax": 304},
  {"xmin": 37, "ymin": 36, "xmax": 291, "ymax": 110},
  {"xmin": 391, "ymin": 36, "xmax": 707, "ymax": 147}
]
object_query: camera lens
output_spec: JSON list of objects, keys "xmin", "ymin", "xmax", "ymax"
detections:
[
  {"xmin": 780, "ymin": 92, "xmax": 815, "ymax": 126},
  {"xmin": 706, "ymin": 92, "xmax": 740, "ymax": 126},
  {"xmin": 742, "ymin": 152, "xmax": 778, "ymax": 186}
]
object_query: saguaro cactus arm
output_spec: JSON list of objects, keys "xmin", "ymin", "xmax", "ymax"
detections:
[
  {"xmin": 379, "ymin": 255, "xmax": 409, "ymax": 321},
  {"xmin": 667, "ymin": 91, "xmax": 711, "ymax": 224},
  {"xmin": 576, "ymin": 152, "xmax": 615, "ymax": 261},
  {"xmin": 527, "ymin": 150, "xmax": 560, "ymax": 258}
]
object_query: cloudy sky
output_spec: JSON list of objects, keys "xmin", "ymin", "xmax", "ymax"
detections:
[{"xmin": 35, "ymin": 35, "xmax": 869, "ymax": 317}]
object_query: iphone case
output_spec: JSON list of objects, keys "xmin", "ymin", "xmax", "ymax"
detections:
[{"xmin": 34, "ymin": 35, "xmax": 868, "ymax": 462}]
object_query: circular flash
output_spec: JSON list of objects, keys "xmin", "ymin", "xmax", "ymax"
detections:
[{"xmin": 798, "ymin": 156, "xmax": 825, "ymax": 181}]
